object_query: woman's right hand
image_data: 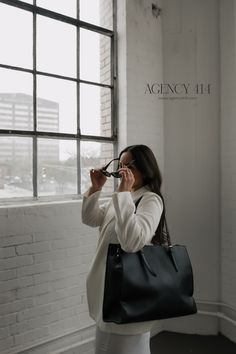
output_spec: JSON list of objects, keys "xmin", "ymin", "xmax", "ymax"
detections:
[{"xmin": 89, "ymin": 169, "xmax": 107, "ymax": 194}]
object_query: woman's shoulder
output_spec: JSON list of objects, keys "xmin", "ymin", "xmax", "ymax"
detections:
[
  {"xmin": 143, "ymin": 191, "xmax": 163, "ymax": 203},
  {"xmin": 135, "ymin": 188, "xmax": 163, "ymax": 208}
]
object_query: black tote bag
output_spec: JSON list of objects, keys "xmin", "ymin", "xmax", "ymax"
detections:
[{"xmin": 102, "ymin": 197, "xmax": 197, "ymax": 324}]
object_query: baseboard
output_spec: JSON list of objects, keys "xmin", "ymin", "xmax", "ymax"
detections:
[
  {"xmin": 151, "ymin": 300, "xmax": 236, "ymax": 344},
  {"xmin": 13, "ymin": 301, "xmax": 236, "ymax": 354},
  {"xmin": 14, "ymin": 325, "xmax": 96, "ymax": 354}
]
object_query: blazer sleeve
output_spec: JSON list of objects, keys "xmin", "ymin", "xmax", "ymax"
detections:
[
  {"xmin": 112, "ymin": 191, "xmax": 163, "ymax": 252},
  {"xmin": 81, "ymin": 190, "xmax": 109, "ymax": 227}
]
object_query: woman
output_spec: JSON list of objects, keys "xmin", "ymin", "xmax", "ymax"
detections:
[{"xmin": 82, "ymin": 144, "xmax": 166, "ymax": 354}]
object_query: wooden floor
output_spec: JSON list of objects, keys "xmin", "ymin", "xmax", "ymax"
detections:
[{"xmin": 150, "ymin": 331, "xmax": 236, "ymax": 354}]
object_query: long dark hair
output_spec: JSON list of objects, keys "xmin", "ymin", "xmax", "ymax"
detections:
[{"xmin": 119, "ymin": 144, "xmax": 168, "ymax": 245}]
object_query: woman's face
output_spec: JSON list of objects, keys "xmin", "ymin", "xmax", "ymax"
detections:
[{"xmin": 119, "ymin": 151, "xmax": 144, "ymax": 191}]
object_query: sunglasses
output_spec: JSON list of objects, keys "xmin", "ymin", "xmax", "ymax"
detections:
[{"xmin": 101, "ymin": 158, "xmax": 136, "ymax": 178}]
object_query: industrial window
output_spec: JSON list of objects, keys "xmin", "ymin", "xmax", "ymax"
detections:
[{"xmin": 0, "ymin": 0, "xmax": 117, "ymax": 201}]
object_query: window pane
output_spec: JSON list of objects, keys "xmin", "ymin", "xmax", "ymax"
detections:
[
  {"xmin": 37, "ymin": 16, "xmax": 76, "ymax": 78},
  {"xmin": 0, "ymin": 137, "xmax": 33, "ymax": 199},
  {"xmin": 0, "ymin": 4, "xmax": 33, "ymax": 69},
  {"xmin": 0, "ymin": 69, "xmax": 33, "ymax": 131},
  {"xmin": 80, "ymin": 84, "xmax": 111, "ymax": 137},
  {"xmin": 37, "ymin": 76, "xmax": 77, "ymax": 134},
  {"xmin": 80, "ymin": 29, "xmax": 111, "ymax": 85},
  {"xmin": 38, "ymin": 139, "xmax": 77, "ymax": 196},
  {"xmin": 37, "ymin": 0, "xmax": 77, "ymax": 18},
  {"xmin": 80, "ymin": 0, "xmax": 113, "ymax": 30},
  {"xmin": 81, "ymin": 141, "xmax": 114, "ymax": 194}
]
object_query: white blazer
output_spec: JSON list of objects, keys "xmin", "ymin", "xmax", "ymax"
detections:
[{"xmin": 81, "ymin": 185, "xmax": 163, "ymax": 335}]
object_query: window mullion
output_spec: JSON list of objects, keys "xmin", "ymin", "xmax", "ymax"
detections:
[
  {"xmin": 110, "ymin": 0, "xmax": 118, "ymax": 141},
  {"xmin": 33, "ymin": 0, "xmax": 38, "ymax": 198},
  {"xmin": 112, "ymin": 0, "xmax": 118, "ymax": 191},
  {"xmin": 77, "ymin": 0, "xmax": 81, "ymax": 195}
]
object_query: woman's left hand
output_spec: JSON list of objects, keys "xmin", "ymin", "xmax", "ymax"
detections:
[{"xmin": 117, "ymin": 167, "xmax": 135, "ymax": 192}]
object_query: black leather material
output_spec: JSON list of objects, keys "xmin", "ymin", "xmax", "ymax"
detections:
[{"xmin": 103, "ymin": 243, "xmax": 197, "ymax": 324}]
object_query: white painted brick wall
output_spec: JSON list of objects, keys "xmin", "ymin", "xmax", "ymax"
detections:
[
  {"xmin": 124, "ymin": 0, "xmax": 164, "ymax": 171},
  {"xmin": 0, "ymin": 201, "xmax": 98, "ymax": 353}
]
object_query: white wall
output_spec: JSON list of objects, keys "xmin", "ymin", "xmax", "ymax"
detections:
[
  {"xmin": 160, "ymin": 0, "xmax": 221, "ymax": 334},
  {"xmin": 118, "ymin": 0, "xmax": 164, "ymax": 172},
  {"xmin": 220, "ymin": 0, "xmax": 236, "ymax": 342}
]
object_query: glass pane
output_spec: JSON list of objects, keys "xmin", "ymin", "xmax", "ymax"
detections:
[
  {"xmin": 80, "ymin": 0, "xmax": 113, "ymax": 30},
  {"xmin": 37, "ymin": 15, "xmax": 76, "ymax": 78},
  {"xmin": 38, "ymin": 139, "xmax": 77, "ymax": 196},
  {"xmin": 0, "ymin": 69, "xmax": 33, "ymax": 131},
  {"xmin": 0, "ymin": 4, "xmax": 33, "ymax": 69},
  {"xmin": 81, "ymin": 141, "xmax": 114, "ymax": 194},
  {"xmin": 0, "ymin": 137, "xmax": 33, "ymax": 199},
  {"xmin": 37, "ymin": 76, "xmax": 77, "ymax": 134},
  {"xmin": 80, "ymin": 84, "xmax": 111, "ymax": 137},
  {"xmin": 37, "ymin": 0, "xmax": 77, "ymax": 18},
  {"xmin": 80, "ymin": 29, "xmax": 111, "ymax": 85}
]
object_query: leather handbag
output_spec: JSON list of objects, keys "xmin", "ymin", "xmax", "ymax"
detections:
[{"xmin": 102, "ymin": 197, "xmax": 197, "ymax": 324}]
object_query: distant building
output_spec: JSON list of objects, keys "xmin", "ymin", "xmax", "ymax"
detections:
[
  {"xmin": 0, "ymin": 93, "xmax": 60, "ymax": 164},
  {"xmin": 0, "ymin": 93, "xmax": 60, "ymax": 186}
]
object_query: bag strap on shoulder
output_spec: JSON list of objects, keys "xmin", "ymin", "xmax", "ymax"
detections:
[{"xmin": 134, "ymin": 194, "xmax": 171, "ymax": 246}]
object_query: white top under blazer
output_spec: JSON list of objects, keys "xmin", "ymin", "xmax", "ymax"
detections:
[{"xmin": 81, "ymin": 185, "xmax": 163, "ymax": 335}]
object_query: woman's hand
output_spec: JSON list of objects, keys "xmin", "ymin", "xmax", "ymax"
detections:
[
  {"xmin": 117, "ymin": 167, "xmax": 135, "ymax": 192},
  {"xmin": 89, "ymin": 169, "xmax": 107, "ymax": 195}
]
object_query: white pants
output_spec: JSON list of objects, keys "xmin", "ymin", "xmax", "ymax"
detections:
[{"xmin": 95, "ymin": 327, "xmax": 151, "ymax": 354}]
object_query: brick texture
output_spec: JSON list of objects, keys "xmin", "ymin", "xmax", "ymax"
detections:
[{"xmin": 0, "ymin": 202, "xmax": 97, "ymax": 353}]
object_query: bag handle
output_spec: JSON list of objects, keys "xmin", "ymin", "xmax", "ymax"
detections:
[
  {"xmin": 134, "ymin": 195, "xmax": 171, "ymax": 247},
  {"xmin": 133, "ymin": 196, "xmax": 178, "ymax": 275},
  {"xmin": 163, "ymin": 218, "xmax": 171, "ymax": 247}
]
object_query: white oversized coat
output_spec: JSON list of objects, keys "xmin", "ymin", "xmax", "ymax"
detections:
[{"xmin": 81, "ymin": 185, "xmax": 163, "ymax": 335}]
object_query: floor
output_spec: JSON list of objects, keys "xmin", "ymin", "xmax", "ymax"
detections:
[{"xmin": 150, "ymin": 331, "xmax": 236, "ymax": 354}]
